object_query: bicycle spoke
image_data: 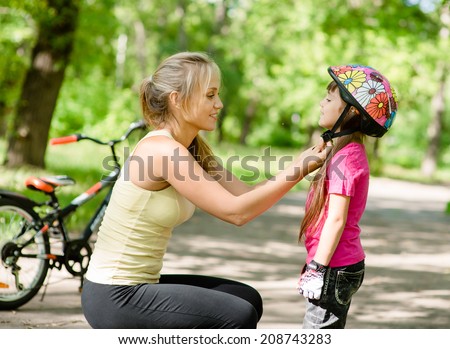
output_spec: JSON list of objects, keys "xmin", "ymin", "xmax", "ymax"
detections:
[{"xmin": 0, "ymin": 202, "xmax": 49, "ymax": 309}]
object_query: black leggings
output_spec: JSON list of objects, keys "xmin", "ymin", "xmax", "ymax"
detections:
[{"xmin": 81, "ymin": 275, "xmax": 263, "ymax": 329}]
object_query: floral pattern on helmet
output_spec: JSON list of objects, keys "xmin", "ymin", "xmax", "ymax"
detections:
[
  {"xmin": 336, "ymin": 69, "xmax": 366, "ymax": 93},
  {"xmin": 328, "ymin": 64, "xmax": 398, "ymax": 131}
]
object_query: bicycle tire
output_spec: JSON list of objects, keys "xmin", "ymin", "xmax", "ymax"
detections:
[{"xmin": 0, "ymin": 198, "xmax": 50, "ymax": 310}]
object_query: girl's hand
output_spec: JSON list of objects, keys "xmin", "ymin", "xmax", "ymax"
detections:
[{"xmin": 297, "ymin": 260, "xmax": 328, "ymax": 300}]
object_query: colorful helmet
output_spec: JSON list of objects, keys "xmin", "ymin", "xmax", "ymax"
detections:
[{"xmin": 328, "ymin": 64, "xmax": 398, "ymax": 137}]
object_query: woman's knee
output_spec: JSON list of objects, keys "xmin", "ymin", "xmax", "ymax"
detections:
[{"xmin": 228, "ymin": 301, "xmax": 259, "ymax": 329}]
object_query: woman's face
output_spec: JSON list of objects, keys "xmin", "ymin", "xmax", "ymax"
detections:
[
  {"xmin": 187, "ymin": 72, "xmax": 223, "ymax": 132},
  {"xmin": 319, "ymin": 87, "xmax": 346, "ymax": 130}
]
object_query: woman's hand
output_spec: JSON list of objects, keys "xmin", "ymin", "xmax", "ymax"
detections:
[{"xmin": 296, "ymin": 140, "xmax": 332, "ymax": 178}]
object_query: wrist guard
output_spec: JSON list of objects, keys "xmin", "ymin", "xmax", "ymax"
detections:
[{"xmin": 307, "ymin": 260, "xmax": 328, "ymax": 274}]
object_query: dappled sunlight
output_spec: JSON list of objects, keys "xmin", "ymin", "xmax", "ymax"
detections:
[
  {"xmin": 366, "ymin": 253, "xmax": 450, "ymax": 271},
  {"xmin": 354, "ymin": 308, "xmax": 426, "ymax": 325},
  {"xmin": 163, "ymin": 178, "xmax": 450, "ymax": 328},
  {"xmin": 368, "ymin": 178, "xmax": 450, "ymax": 204},
  {"xmin": 163, "ymin": 253, "xmax": 297, "ymax": 281},
  {"xmin": 351, "ymin": 287, "xmax": 450, "ymax": 328},
  {"xmin": 412, "ymin": 290, "xmax": 450, "ymax": 309},
  {"xmin": 270, "ymin": 204, "xmax": 303, "ymax": 217},
  {"xmin": 374, "ymin": 291, "xmax": 450, "ymax": 306},
  {"xmin": 163, "ymin": 237, "xmax": 304, "ymax": 282},
  {"xmin": 3, "ymin": 178, "xmax": 447, "ymax": 328},
  {"xmin": 367, "ymin": 198, "xmax": 446, "ymax": 212}
]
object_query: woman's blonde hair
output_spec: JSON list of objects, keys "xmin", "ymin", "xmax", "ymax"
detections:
[
  {"xmin": 139, "ymin": 52, "xmax": 220, "ymax": 173},
  {"xmin": 299, "ymin": 81, "xmax": 365, "ymax": 242}
]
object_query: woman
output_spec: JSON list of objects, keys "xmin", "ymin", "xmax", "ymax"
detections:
[{"xmin": 82, "ymin": 51, "xmax": 329, "ymax": 329}]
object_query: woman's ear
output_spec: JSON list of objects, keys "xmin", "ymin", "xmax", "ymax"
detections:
[{"xmin": 169, "ymin": 91, "xmax": 180, "ymax": 109}]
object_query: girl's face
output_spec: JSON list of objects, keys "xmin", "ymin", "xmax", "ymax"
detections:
[
  {"xmin": 187, "ymin": 72, "xmax": 223, "ymax": 132},
  {"xmin": 319, "ymin": 87, "xmax": 346, "ymax": 130}
]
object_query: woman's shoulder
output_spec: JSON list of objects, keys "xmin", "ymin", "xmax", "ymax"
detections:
[
  {"xmin": 144, "ymin": 129, "xmax": 174, "ymax": 139},
  {"xmin": 135, "ymin": 130, "xmax": 185, "ymax": 157}
]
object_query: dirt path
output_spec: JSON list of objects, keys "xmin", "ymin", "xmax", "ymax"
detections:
[{"xmin": 1, "ymin": 177, "xmax": 449, "ymax": 329}]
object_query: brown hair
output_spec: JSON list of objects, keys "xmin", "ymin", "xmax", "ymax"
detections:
[
  {"xmin": 299, "ymin": 81, "xmax": 365, "ymax": 241},
  {"xmin": 139, "ymin": 52, "xmax": 220, "ymax": 173}
]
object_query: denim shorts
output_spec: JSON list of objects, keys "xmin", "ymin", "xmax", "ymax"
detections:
[{"xmin": 302, "ymin": 260, "xmax": 365, "ymax": 329}]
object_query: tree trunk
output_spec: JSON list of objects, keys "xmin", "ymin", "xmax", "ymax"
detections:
[
  {"xmin": 115, "ymin": 33, "xmax": 128, "ymax": 88},
  {"xmin": 240, "ymin": 98, "xmax": 257, "ymax": 145},
  {"xmin": 0, "ymin": 102, "xmax": 7, "ymax": 137},
  {"xmin": 216, "ymin": 104, "xmax": 227, "ymax": 143},
  {"xmin": 209, "ymin": 0, "xmax": 229, "ymax": 143},
  {"xmin": 421, "ymin": 3, "xmax": 448, "ymax": 177},
  {"xmin": 208, "ymin": 0, "xmax": 227, "ymax": 55},
  {"xmin": 4, "ymin": 0, "xmax": 80, "ymax": 168},
  {"xmin": 421, "ymin": 64, "xmax": 446, "ymax": 177},
  {"xmin": 177, "ymin": 0, "xmax": 188, "ymax": 51},
  {"xmin": 134, "ymin": 20, "xmax": 147, "ymax": 78}
]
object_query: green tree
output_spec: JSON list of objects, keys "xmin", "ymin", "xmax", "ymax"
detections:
[
  {"xmin": 1, "ymin": 0, "xmax": 448, "ymax": 177},
  {"xmin": 0, "ymin": 4, "xmax": 35, "ymax": 138},
  {"xmin": 5, "ymin": 0, "xmax": 81, "ymax": 168}
]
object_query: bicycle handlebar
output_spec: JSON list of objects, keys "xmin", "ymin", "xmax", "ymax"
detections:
[
  {"xmin": 50, "ymin": 120, "xmax": 147, "ymax": 146},
  {"xmin": 50, "ymin": 135, "xmax": 81, "ymax": 145}
]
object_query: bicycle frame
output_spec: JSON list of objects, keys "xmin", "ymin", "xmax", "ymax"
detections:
[
  {"xmin": 0, "ymin": 119, "xmax": 147, "ymax": 309},
  {"xmin": 57, "ymin": 166, "xmax": 120, "ymax": 242},
  {"xmin": 9, "ymin": 155, "xmax": 121, "ymax": 264},
  {"xmin": 42, "ymin": 134, "xmax": 142, "ymax": 258}
]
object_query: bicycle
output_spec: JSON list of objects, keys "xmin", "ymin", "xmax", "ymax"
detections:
[{"xmin": 0, "ymin": 119, "xmax": 147, "ymax": 310}]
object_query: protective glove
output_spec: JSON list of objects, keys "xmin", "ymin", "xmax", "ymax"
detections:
[{"xmin": 297, "ymin": 260, "xmax": 328, "ymax": 300}]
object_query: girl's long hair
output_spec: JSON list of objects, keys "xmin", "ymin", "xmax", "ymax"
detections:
[
  {"xmin": 139, "ymin": 52, "xmax": 219, "ymax": 174},
  {"xmin": 299, "ymin": 81, "xmax": 365, "ymax": 242}
]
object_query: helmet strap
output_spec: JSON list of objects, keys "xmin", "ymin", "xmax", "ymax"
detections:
[{"xmin": 320, "ymin": 104, "xmax": 358, "ymax": 142}]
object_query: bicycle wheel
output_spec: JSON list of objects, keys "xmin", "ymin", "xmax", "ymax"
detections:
[{"xmin": 0, "ymin": 198, "xmax": 50, "ymax": 310}]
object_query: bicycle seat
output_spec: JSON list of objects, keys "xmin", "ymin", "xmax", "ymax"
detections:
[{"xmin": 25, "ymin": 175, "xmax": 76, "ymax": 194}]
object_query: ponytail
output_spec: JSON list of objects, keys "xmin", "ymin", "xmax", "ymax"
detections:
[{"xmin": 188, "ymin": 134, "xmax": 217, "ymax": 174}]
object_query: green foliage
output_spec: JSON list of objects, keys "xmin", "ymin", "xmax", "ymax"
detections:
[
  {"xmin": 0, "ymin": 0, "xmax": 449, "ymax": 178},
  {"xmin": 0, "ymin": 4, "xmax": 35, "ymax": 132},
  {"xmin": 51, "ymin": 67, "xmax": 139, "ymax": 138}
]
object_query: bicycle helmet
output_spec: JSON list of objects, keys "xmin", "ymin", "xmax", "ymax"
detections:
[{"xmin": 322, "ymin": 64, "xmax": 398, "ymax": 141}]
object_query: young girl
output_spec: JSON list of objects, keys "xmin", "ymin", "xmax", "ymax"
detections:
[
  {"xmin": 81, "ymin": 51, "xmax": 329, "ymax": 329},
  {"xmin": 297, "ymin": 65, "xmax": 398, "ymax": 329}
]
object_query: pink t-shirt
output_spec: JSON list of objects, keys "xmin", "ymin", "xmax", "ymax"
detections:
[{"xmin": 304, "ymin": 142, "xmax": 369, "ymax": 267}]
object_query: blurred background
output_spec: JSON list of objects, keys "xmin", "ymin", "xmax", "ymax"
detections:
[{"xmin": 0, "ymin": 0, "xmax": 449, "ymax": 202}]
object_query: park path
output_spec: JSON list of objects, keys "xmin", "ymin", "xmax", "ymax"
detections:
[{"xmin": 1, "ymin": 177, "xmax": 449, "ymax": 329}]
